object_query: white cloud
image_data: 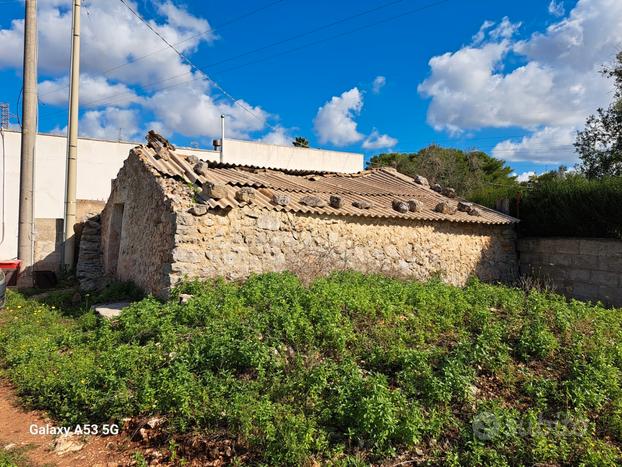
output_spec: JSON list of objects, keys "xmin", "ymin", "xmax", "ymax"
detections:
[
  {"xmin": 146, "ymin": 78, "xmax": 268, "ymax": 139},
  {"xmin": 313, "ymin": 87, "xmax": 364, "ymax": 146},
  {"xmin": 492, "ymin": 126, "xmax": 577, "ymax": 164},
  {"xmin": 39, "ymin": 74, "xmax": 142, "ymax": 108},
  {"xmin": 0, "ymin": 1, "xmax": 273, "ymax": 141},
  {"xmin": 418, "ymin": 0, "xmax": 622, "ymax": 163},
  {"xmin": 0, "ymin": 1, "xmax": 214, "ymax": 80},
  {"xmin": 489, "ymin": 16, "xmax": 521, "ymax": 41},
  {"xmin": 472, "ymin": 20, "xmax": 495, "ymax": 45},
  {"xmin": 514, "ymin": 171, "xmax": 536, "ymax": 182},
  {"xmin": 51, "ymin": 107, "xmax": 141, "ymax": 140},
  {"xmin": 362, "ymin": 130, "xmax": 398, "ymax": 150},
  {"xmin": 79, "ymin": 107, "xmax": 141, "ymax": 141},
  {"xmin": 259, "ymin": 126, "xmax": 293, "ymax": 146},
  {"xmin": 372, "ymin": 76, "xmax": 386, "ymax": 94},
  {"xmin": 548, "ymin": 0, "xmax": 566, "ymax": 17}
]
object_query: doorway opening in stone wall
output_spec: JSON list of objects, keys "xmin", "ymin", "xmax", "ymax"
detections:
[{"xmin": 106, "ymin": 203, "xmax": 125, "ymax": 275}]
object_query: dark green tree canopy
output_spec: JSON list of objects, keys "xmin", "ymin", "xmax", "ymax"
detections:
[
  {"xmin": 293, "ymin": 136, "xmax": 310, "ymax": 148},
  {"xmin": 368, "ymin": 145, "xmax": 517, "ymax": 200},
  {"xmin": 575, "ymin": 52, "xmax": 622, "ymax": 178}
]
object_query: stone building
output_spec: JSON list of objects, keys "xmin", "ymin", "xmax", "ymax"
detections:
[{"xmin": 78, "ymin": 134, "xmax": 518, "ymax": 297}]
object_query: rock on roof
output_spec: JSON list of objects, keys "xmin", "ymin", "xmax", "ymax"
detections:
[{"xmin": 132, "ymin": 135, "xmax": 517, "ymax": 226}]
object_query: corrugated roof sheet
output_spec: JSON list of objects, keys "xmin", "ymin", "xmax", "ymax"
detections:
[{"xmin": 135, "ymin": 144, "xmax": 517, "ymax": 225}]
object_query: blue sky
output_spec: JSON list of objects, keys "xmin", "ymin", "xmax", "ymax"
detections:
[{"xmin": 0, "ymin": 0, "xmax": 620, "ymax": 178}]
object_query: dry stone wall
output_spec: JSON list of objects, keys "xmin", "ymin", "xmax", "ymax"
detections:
[
  {"xmin": 167, "ymin": 205, "xmax": 518, "ymax": 296},
  {"xmin": 99, "ymin": 153, "xmax": 178, "ymax": 295},
  {"xmin": 519, "ymin": 238, "xmax": 622, "ymax": 307}
]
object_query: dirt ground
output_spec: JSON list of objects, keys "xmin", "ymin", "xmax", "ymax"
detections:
[{"xmin": 0, "ymin": 381, "xmax": 138, "ymax": 466}]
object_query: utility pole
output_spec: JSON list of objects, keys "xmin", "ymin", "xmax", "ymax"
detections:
[
  {"xmin": 17, "ymin": 0, "xmax": 38, "ymax": 285},
  {"xmin": 220, "ymin": 114, "xmax": 225, "ymax": 163},
  {"xmin": 63, "ymin": 0, "xmax": 81, "ymax": 270}
]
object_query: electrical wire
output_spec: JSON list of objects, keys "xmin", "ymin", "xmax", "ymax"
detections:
[
  {"xmin": 209, "ymin": 0, "xmax": 451, "ymax": 75},
  {"xmin": 39, "ymin": 0, "xmax": 290, "ymax": 100},
  {"xmin": 118, "ymin": 0, "xmax": 276, "ymax": 130},
  {"xmin": 198, "ymin": 0, "xmax": 406, "ymax": 70},
  {"xmin": 100, "ymin": 0, "xmax": 289, "ymax": 77},
  {"xmin": 40, "ymin": 0, "xmax": 450, "ymax": 121},
  {"xmin": 39, "ymin": 0, "xmax": 408, "ymax": 106}
]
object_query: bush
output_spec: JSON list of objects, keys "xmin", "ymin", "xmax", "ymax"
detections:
[
  {"xmin": 1, "ymin": 273, "xmax": 622, "ymax": 465},
  {"xmin": 518, "ymin": 174, "xmax": 622, "ymax": 239}
]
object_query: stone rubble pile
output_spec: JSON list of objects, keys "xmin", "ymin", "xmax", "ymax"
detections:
[{"xmin": 76, "ymin": 215, "xmax": 105, "ymax": 291}]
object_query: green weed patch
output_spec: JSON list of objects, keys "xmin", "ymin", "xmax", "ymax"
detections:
[{"xmin": 1, "ymin": 272, "xmax": 621, "ymax": 465}]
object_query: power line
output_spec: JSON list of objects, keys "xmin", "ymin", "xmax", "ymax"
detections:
[
  {"xmin": 117, "ymin": 0, "xmax": 273, "ymax": 130},
  {"xmin": 42, "ymin": 0, "xmax": 451, "ymax": 120},
  {"xmin": 40, "ymin": 0, "xmax": 414, "ymax": 106},
  {"xmin": 200, "ymin": 0, "xmax": 452, "ymax": 74},
  {"xmin": 98, "ymin": 0, "xmax": 289, "ymax": 78},
  {"xmin": 39, "ymin": 0, "xmax": 289, "ymax": 99},
  {"xmin": 200, "ymin": 0, "xmax": 406, "ymax": 70}
]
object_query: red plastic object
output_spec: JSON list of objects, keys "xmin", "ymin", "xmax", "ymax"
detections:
[{"xmin": 0, "ymin": 260, "xmax": 21, "ymax": 287}]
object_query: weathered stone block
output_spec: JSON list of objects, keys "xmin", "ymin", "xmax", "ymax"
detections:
[
  {"xmin": 257, "ymin": 213, "xmax": 281, "ymax": 231},
  {"xmin": 435, "ymin": 202, "xmax": 456, "ymax": 215},
  {"xmin": 546, "ymin": 254, "xmax": 572, "ymax": 267},
  {"xmin": 271, "ymin": 194, "xmax": 290, "ymax": 206},
  {"xmin": 188, "ymin": 205, "xmax": 208, "ymax": 216},
  {"xmin": 550, "ymin": 238, "xmax": 580, "ymax": 254},
  {"xmin": 172, "ymin": 248, "xmax": 202, "ymax": 263},
  {"xmin": 572, "ymin": 254, "xmax": 599, "ymax": 269},
  {"xmin": 193, "ymin": 161, "xmax": 209, "ymax": 177},
  {"xmin": 407, "ymin": 199, "xmax": 423, "ymax": 212},
  {"xmin": 579, "ymin": 239, "xmax": 606, "ymax": 256},
  {"xmin": 414, "ymin": 175, "xmax": 429, "ymax": 186},
  {"xmin": 235, "ymin": 187, "xmax": 256, "ymax": 204},
  {"xmin": 568, "ymin": 268, "xmax": 591, "ymax": 282},
  {"xmin": 457, "ymin": 201, "xmax": 473, "ymax": 212},
  {"xmin": 201, "ymin": 182, "xmax": 228, "ymax": 200},
  {"xmin": 442, "ymin": 187, "xmax": 456, "ymax": 198},
  {"xmin": 329, "ymin": 195, "xmax": 344, "ymax": 209},
  {"xmin": 300, "ymin": 195, "xmax": 326, "ymax": 208},
  {"xmin": 176, "ymin": 212, "xmax": 196, "ymax": 226},
  {"xmin": 590, "ymin": 270, "xmax": 619, "ymax": 286},
  {"xmin": 600, "ymin": 255, "xmax": 622, "ymax": 272},
  {"xmin": 392, "ymin": 200, "xmax": 409, "ymax": 213},
  {"xmin": 186, "ymin": 154, "xmax": 199, "ymax": 165},
  {"xmin": 352, "ymin": 200, "xmax": 373, "ymax": 209}
]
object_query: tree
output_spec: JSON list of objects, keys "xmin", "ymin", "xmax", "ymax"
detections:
[
  {"xmin": 368, "ymin": 145, "xmax": 517, "ymax": 199},
  {"xmin": 293, "ymin": 137, "xmax": 309, "ymax": 148},
  {"xmin": 575, "ymin": 52, "xmax": 622, "ymax": 178}
]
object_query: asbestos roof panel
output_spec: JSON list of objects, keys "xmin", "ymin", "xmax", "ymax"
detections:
[{"xmin": 134, "ymin": 145, "xmax": 517, "ymax": 225}]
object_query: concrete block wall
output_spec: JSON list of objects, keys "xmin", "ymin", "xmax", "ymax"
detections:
[
  {"xmin": 31, "ymin": 200, "xmax": 106, "ymax": 273},
  {"xmin": 518, "ymin": 238, "xmax": 622, "ymax": 307}
]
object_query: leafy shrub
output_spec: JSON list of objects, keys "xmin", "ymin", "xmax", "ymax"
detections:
[
  {"xmin": 518, "ymin": 174, "xmax": 622, "ymax": 239},
  {"xmin": 1, "ymin": 274, "xmax": 622, "ymax": 465}
]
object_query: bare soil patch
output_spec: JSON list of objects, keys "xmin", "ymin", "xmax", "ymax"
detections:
[{"xmin": 0, "ymin": 381, "xmax": 135, "ymax": 466}]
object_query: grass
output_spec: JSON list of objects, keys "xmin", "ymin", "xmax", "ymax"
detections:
[
  {"xmin": 1, "ymin": 272, "xmax": 622, "ymax": 465},
  {"xmin": 0, "ymin": 446, "xmax": 36, "ymax": 467}
]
